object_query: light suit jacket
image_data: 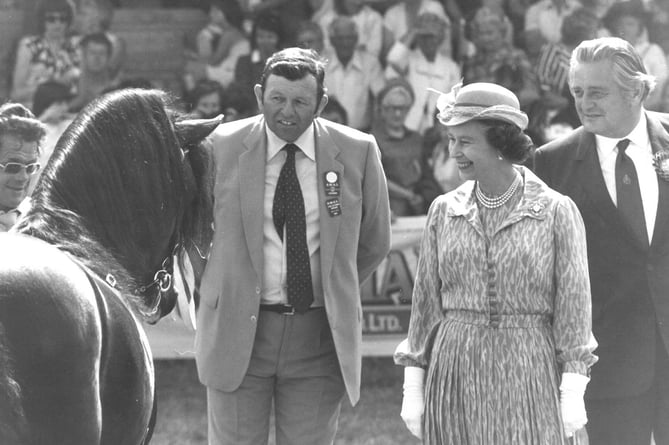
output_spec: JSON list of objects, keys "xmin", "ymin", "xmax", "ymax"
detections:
[
  {"xmin": 195, "ymin": 115, "xmax": 392, "ymax": 405},
  {"xmin": 534, "ymin": 111, "xmax": 669, "ymax": 400}
]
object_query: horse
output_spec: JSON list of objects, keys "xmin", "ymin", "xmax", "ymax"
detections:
[{"xmin": 0, "ymin": 88, "xmax": 220, "ymax": 445}]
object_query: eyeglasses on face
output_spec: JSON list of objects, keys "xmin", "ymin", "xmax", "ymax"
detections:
[
  {"xmin": 0, "ymin": 162, "xmax": 41, "ymax": 175},
  {"xmin": 45, "ymin": 13, "xmax": 68, "ymax": 23}
]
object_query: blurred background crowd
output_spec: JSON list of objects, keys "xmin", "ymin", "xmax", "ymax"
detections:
[{"xmin": 1, "ymin": 0, "xmax": 669, "ymax": 217}]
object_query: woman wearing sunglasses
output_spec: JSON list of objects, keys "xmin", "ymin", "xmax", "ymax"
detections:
[
  {"xmin": 10, "ymin": 0, "xmax": 80, "ymax": 108},
  {"xmin": 0, "ymin": 103, "xmax": 45, "ymax": 232}
]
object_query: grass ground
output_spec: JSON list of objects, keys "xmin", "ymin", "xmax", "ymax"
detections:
[{"xmin": 151, "ymin": 357, "xmax": 421, "ymax": 445}]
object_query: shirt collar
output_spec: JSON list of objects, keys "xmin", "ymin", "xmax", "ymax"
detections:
[
  {"xmin": 330, "ymin": 50, "xmax": 363, "ymax": 71},
  {"xmin": 265, "ymin": 121, "xmax": 316, "ymax": 162},
  {"xmin": 595, "ymin": 111, "xmax": 650, "ymax": 156}
]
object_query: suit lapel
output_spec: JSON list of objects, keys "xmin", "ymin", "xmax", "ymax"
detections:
[
  {"xmin": 239, "ymin": 118, "xmax": 267, "ymax": 279},
  {"xmin": 647, "ymin": 113, "xmax": 669, "ymax": 249},
  {"xmin": 314, "ymin": 120, "xmax": 344, "ymax": 285}
]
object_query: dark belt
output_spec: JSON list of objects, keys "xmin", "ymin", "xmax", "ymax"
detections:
[{"xmin": 259, "ymin": 304, "xmax": 322, "ymax": 315}]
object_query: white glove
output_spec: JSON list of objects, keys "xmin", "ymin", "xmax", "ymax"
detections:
[
  {"xmin": 401, "ymin": 366, "xmax": 425, "ymax": 439},
  {"xmin": 559, "ymin": 372, "xmax": 589, "ymax": 437}
]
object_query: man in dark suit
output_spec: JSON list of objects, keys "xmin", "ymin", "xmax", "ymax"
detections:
[
  {"xmin": 534, "ymin": 37, "xmax": 669, "ymax": 445},
  {"xmin": 195, "ymin": 48, "xmax": 391, "ymax": 444}
]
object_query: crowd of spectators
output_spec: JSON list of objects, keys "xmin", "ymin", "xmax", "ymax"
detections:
[{"xmin": 5, "ymin": 0, "xmax": 669, "ymax": 217}]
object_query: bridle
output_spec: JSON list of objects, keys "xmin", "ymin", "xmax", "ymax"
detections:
[
  {"xmin": 136, "ymin": 239, "xmax": 181, "ymax": 323},
  {"xmin": 101, "ymin": 234, "xmax": 182, "ymax": 323}
]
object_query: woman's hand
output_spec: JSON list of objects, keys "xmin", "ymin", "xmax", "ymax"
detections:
[
  {"xmin": 401, "ymin": 366, "xmax": 425, "ymax": 439},
  {"xmin": 560, "ymin": 372, "xmax": 590, "ymax": 437}
]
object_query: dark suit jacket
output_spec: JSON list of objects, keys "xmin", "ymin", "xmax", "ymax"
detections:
[
  {"xmin": 195, "ymin": 115, "xmax": 391, "ymax": 405},
  {"xmin": 534, "ymin": 111, "xmax": 669, "ymax": 400}
]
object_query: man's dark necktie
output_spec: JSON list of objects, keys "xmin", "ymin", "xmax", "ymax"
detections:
[
  {"xmin": 272, "ymin": 143, "xmax": 313, "ymax": 313},
  {"xmin": 615, "ymin": 139, "xmax": 648, "ymax": 247}
]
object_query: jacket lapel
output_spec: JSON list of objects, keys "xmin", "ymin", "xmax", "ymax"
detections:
[
  {"xmin": 314, "ymin": 120, "xmax": 344, "ymax": 285},
  {"xmin": 647, "ymin": 113, "xmax": 669, "ymax": 249},
  {"xmin": 239, "ymin": 118, "xmax": 267, "ymax": 279}
]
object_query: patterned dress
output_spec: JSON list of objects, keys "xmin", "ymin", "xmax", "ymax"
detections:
[{"xmin": 395, "ymin": 167, "xmax": 597, "ymax": 444}]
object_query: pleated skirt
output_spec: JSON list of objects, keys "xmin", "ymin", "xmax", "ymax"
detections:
[{"xmin": 423, "ymin": 312, "xmax": 565, "ymax": 445}]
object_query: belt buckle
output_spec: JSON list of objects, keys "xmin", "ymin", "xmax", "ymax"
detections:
[{"xmin": 282, "ymin": 304, "xmax": 296, "ymax": 316}]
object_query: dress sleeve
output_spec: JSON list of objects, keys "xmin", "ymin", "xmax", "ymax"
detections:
[
  {"xmin": 394, "ymin": 198, "xmax": 445, "ymax": 368},
  {"xmin": 552, "ymin": 196, "xmax": 598, "ymax": 375}
]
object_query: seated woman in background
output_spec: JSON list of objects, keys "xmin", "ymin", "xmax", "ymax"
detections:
[
  {"xmin": 11, "ymin": 0, "xmax": 80, "ymax": 108},
  {"xmin": 372, "ymin": 78, "xmax": 441, "ymax": 216},
  {"xmin": 234, "ymin": 12, "xmax": 284, "ymax": 96},
  {"xmin": 184, "ymin": 0, "xmax": 250, "ymax": 90},
  {"xmin": 0, "ymin": 103, "xmax": 46, "ymax": 231}
]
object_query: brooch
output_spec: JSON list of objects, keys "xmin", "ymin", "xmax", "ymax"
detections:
[
  {"xmin": 653, "ymin": 150, "xmax": 669, "ymax": 181},
  {"xmin": 530, "ymin": 202, "xmax": 545, "ymax": 215}
]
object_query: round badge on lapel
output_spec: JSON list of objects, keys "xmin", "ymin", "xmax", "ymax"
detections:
[{"xmin": 326, "ymin": 171, "xmax": 338, "ymax": 183}]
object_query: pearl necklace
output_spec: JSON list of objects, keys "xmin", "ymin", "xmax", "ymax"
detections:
[{"xmin": 475, "ymin": 173, "xmax": 521, "ymax": 209}]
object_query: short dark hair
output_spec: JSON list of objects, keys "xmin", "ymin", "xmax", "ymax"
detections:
[
  {"xmin": 0, "ymin": 102, "xmax": 46, "ymax": 153},
  {"xmin": 478, "ymin": 119, "xmax": 534, "ymax": 163},
  {"xmin": 259, "ymin": 47, "xmax": 326, "ymax": 104},
  {"xmin": 32, "ymin": 81, "xmax": 73, "ymax": 118},
  {"xmin": 80, "ymin": 32, "xmax": 113, "ymax": 56}
]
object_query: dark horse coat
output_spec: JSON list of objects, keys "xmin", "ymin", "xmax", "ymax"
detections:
[{"xmin": 0, "ymin": 89, "xmax": 219, "ymax": 445}]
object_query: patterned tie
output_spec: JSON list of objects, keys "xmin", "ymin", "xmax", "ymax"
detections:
[
  {"xmin": 272, "ymin": 144, "xmax": 314, "ymax": 313},
  {"xmin": 615, "ymin": 139, "xmax": 648, "ymax": 247}
]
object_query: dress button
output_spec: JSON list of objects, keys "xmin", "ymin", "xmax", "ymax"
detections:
[
  {"xmin": 255, "ymin": 286, "xmax": 261, "ymax": 294},
  {"xmin": 250, "ymin": 315, "xmax": 257, "ymax": 323}
]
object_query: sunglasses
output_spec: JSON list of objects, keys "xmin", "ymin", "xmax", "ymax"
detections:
[
  {"xmin": 45, "ymin": 13, "xmax": 68, "ymax": 23},
  {"xmin": 0, "ymin": 162, "xmax": 41, "ymax": 175}
]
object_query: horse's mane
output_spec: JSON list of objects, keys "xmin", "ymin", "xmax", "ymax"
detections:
[
  {"xmin": 0, "ymin": 324, "xmax": 27, "ymax": 443},
  {"xmin": 14, "ymin": 89, "xmax": 215, "ymax": 311}
]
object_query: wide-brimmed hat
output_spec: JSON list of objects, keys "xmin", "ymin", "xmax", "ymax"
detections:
[{"xmin": 434, "ymin": 82, "xmax": 528, "ymax": 129}]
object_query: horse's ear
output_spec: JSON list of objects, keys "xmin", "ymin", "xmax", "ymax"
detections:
[{"xmin": 175, "ymin": 114, "xmax": 224, "ymax": 148}]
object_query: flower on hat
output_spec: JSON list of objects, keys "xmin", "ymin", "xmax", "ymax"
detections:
[{"xmin": 430, "ymin": 81, "xmax": 529, "ymax": 130}]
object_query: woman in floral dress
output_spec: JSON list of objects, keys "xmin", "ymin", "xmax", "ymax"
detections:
[
  {"xmin": 395, "ymin": 82, "xmax": 598, "ymax": 444},
  {"xmin": 10, "ymin": 0, "xmax": 80, "ymax": 108}
]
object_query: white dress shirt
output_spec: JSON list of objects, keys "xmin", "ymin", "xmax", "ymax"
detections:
[
  {"xmin": 323, "ymin": 49, "xmax": 384, "ymax": 130},
  {"xmin": 261, "ymin": 123, "xmax": 323, "ymax": 306},
  {"xmin": 595, "ymin": 112, "xmax": 658, "ymax": 243}
]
